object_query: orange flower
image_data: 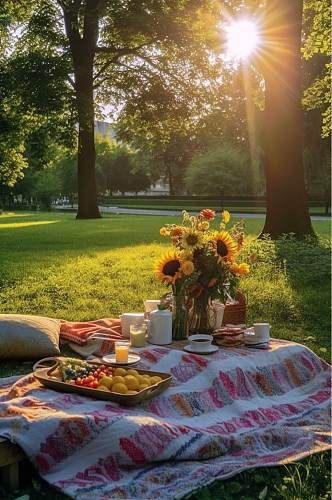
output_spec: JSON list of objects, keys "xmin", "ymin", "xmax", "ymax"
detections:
[
  {"xmin": 230, "ymin": 263, "xmax": 240, "ymax": 274},
  {"xmin": 171, "ymin": 226, "xmax": 183, "ymax": 237},
  {"xmin": 200, "ymin": 208, "xmax": 215, "ymax": 220},
  {"xmin": 181, "ymin": 260, "xmax": 194, "ymax": 276}
]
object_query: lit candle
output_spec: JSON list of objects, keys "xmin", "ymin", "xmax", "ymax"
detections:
[
  {"xmin": 114, "ymin": 341, "xmax": 130, "ymax": 362},
  {"xmin": 130, "ymin": 324, "xmax": 146, "ymax": 348}
]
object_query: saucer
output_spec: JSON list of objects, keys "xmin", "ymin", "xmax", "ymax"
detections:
[
  {"xmin": 102, "ymin": 354, "xmax": 141, "ymax": 366},
  {"xmin": 244, "ymin": 338, "xmax": 270, "ymax": 345},
  {"xmin": 184, "ymin": 344, "xmax": 219, "ymax": 355}
]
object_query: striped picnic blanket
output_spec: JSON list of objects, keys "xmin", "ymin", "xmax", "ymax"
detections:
[{"xmin": 0, "ymin": 339, "xmax": 330, "ymax": 499}]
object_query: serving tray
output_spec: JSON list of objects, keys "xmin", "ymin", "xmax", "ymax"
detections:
[{"xmin": 33, "ymin": 358, "xmax": 172, "ymax": 406}]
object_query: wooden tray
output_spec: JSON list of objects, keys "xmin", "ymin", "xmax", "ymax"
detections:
[{"xmin": 34, "ymin": 359, "xmax": 172, "ymax": 406}]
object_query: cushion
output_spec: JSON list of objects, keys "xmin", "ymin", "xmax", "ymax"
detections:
[{"xmin": 0, "ymin": 314, "xmax": 60, "ymax": 360}]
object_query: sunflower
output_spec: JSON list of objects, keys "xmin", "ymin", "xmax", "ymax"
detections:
[
  {"xmin": 155, "ymin": 253, "xmax": 182, "ymax": 284},
  {"xmin": 211, "ymin": 231, "xmax": 237, "ymax": 263},
  {"xmin": 181, "ymin": 228, "xmax": 204, "ymax": 251},
  {"xmin": 238, "ymin": 263, "xmax": 250, "ymax": 275}
]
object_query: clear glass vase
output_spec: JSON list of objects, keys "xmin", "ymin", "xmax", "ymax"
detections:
[
  {"xmin": 188, "ymin": 292, "xmax": 215, "ymax": 334},
  {"xmin": 172, "ymin": 284, "xmax": 189, "ymax": 341}
]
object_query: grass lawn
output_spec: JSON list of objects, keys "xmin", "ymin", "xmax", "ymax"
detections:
[{"xmin": 0, "ymin": 211, "xmax": 330, "ymax": 500}]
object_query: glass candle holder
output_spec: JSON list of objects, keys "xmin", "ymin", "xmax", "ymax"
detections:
[
  {"xmin": 130, "ymin": 323, "xmax": 146, "ymax": 348},
  {"xmin": 114, "ymin": 340, "xmax": 130, "ymax": 363}
]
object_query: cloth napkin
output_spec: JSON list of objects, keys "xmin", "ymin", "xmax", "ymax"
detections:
[{"xmin": 60, "ymin": 318, "xmax": 123, "ymax": 357}]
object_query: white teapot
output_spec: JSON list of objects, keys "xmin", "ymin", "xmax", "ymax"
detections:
[{"xmin": 146, "ymin": 308, "xmax": 172, "ymax": 345}]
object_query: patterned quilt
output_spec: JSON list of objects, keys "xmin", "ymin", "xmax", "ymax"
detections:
[{"xmin": 0, "ymin": 339, "xmax": 330, "ymax": 499}]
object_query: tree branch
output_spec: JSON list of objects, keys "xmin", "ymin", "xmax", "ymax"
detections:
[{"xmin": 93, "ymin": 42, "xmax": 155, "ymax": 81}]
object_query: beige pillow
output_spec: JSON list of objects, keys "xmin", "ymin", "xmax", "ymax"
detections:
[{"xmin": 0, "ymin": 314, "xmax": 60, "ymax": 359}]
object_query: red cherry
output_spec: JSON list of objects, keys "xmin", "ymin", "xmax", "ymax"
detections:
[
  {"xmin": 92, "ymin": 381, "xmax": 98, "ymax": 389},
  {"xmin": 100, "ymin": 365, "xmax": 106, "ymax": 370},
  {"xmin": 98, "ymin": 371, "xmax": 106, "ymax": 378},
  {"xmin": 75, "ymin": 378, "xmax": 82, "ymax": 386}
]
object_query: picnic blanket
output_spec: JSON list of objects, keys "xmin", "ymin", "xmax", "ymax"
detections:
[{"xmin": 0, "ymin": 339, "xmax": 330, "ymax": 499}]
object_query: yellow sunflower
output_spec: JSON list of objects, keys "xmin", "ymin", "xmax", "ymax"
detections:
[
  {"xmin": 211, "ymin": 231, "xmax": 237, "ymax": 263},
  {"xmin": 181, "ymin": 228, "xmax": 204, "ymax": 251},
  {"xmin": 155, "ymin": 253, "xmax": 182, "ymax": 284},
  {"xmin": 238, "ymin": 263, "xmax": 250, "ymax": 275}
]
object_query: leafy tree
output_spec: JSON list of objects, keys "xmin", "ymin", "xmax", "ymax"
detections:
[
  {"xmin": 9, "ymin": 0, "xmax": 219, "ymax": 218},
  {"xmin": 0, "ymin": 2, "xmax": 75, "ymax": 187},
  {"xmin": 185, "ymin": 144, "xmax": 248, "ymax": 196},
  {"xmin": 260, "ymin": 0, "xmax": 314, "ymax": 237},
  {"xmin": 56, "ymin": 151, "xmax": 77, "ymax": 206},
  {"xmin": 302, "ymin": 0, "xmax": 331, "ymax": 138}
]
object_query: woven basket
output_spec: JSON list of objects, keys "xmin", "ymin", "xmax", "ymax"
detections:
[{"xmin": 222, "ymin": 290, "xmax": 247, "ymax": 326}]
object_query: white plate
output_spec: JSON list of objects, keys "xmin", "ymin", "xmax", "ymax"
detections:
[
  {"xmin": 102, "ymin": 354, "xmax": 141, "ymax": 366},
  {"xmin": 184, "ymin": 344, "xmax": 219, "ymax": 355}
]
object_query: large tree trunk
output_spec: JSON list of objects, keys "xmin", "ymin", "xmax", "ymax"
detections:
[
  {"xmin": 260, "ymin": 0, "xmax": 314, "ymax": 238},
  {"xmin": 62, "ymin": 0, "xmax": 101, "ymax": 220},
  {"xmin": 75, "ymin": 61, "xmax": 101, "ymax": 219}
]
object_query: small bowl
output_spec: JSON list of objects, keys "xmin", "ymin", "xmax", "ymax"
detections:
[{"xmin": 188, "ymin": 334, "xmax": 213, "ymax": 352}]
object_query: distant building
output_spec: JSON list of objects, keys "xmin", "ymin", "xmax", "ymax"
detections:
[{"xmin": 95, "ymin": 121, "xmax": 116, "ymax": 140}]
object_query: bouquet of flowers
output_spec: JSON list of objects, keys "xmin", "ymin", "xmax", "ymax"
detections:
[{"xmin": 155, "ymin": 209, "xmax": 250, "ymax": 339}]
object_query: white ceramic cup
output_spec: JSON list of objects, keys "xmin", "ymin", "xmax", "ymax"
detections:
[
  {"xmin": 188, "ymin": 334, "xmax": 213, "ymax": 352},
  {"xmin": 144, "ymin": 300, "xmax": 161, "ymax": 314},
  {"xmin": 120, "ymin": 313, "xmax": 145, "ymax": 338},
  {"xmin": 253, "ymin": 323, "xmax": 270, "ymax": 340}
]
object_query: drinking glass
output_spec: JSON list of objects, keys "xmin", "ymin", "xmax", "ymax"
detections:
[
  {"xmin": 130, "ymin": 323, "xmax": 146, "ymax": 348},
  {"xmin": 114, "ymin": 340, "xmax": 130, "ymax": 363}
]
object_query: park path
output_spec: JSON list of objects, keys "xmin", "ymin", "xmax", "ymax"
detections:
[{"xmin": 55, "ymin": 205, "xmax": 330, "ymax": 221}]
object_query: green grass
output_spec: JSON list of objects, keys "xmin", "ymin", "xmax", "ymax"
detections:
[{"xmin": 0, "ymin": 211, "xmax": 330, "ymax": 500}]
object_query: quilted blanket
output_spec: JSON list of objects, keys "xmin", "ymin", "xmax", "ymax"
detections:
[{"xmin": 0, "ymin": 339, "xmax": 330, "ymax": 499}]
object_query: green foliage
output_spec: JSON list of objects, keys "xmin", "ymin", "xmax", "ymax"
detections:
[
  {"xmin": 95, "ymin": 135, "xmax": 150, "ymax": 194},
  {"xmin": 185, "ymin": 145, "xmax": 248, "ymax": 195},
  {"xmin": 302, "ymin": 0, "xmax": 331, "ymax": 137}
]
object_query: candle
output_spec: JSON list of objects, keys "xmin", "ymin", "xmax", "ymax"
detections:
[
  {"xmin": 130, "ymin": 324, "xmax": 146, "ymax": 348},
  {"xmin": 114, "ymin": 341, "xmax": 130, "ymax": 362}
]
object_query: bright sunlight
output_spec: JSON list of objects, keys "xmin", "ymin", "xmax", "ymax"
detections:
[{"xmin": 226, "ymin": 19, "xmax": 259, "ymax": 59}]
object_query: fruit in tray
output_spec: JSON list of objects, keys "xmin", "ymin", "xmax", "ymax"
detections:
[{"xmin": 58, "ymin": 360, "xmax": 162, "ymax": 395}]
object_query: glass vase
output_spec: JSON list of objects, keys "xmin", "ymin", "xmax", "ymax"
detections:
[
  {"xmin": 172, "ymin": 283, "xmax": 189, "ymax": 341},
  {"xmin": 188, "ymin": 291, "xmax": 215, "ymax": 334}
]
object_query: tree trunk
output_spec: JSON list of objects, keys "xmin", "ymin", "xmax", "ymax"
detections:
[
  {"xmin": 260, "ymin": 0, "xmax": 314, "ymax": 238},
  {"xmin": 75, "ymin": 62, "xmax": 101, "ymax": 219},
  {"xmin": 62, "ymin": 1, "xmax": 101, "ymax": 220}
]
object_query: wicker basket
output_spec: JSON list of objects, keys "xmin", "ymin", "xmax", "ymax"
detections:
[{"xmin": 222, "ymin": 290, "xmax": 247, "ymax": 326}]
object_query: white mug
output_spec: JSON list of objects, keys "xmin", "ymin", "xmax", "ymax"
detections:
[
  {"xmin": 253, "ymin": 323, "xmax": 270, "ymax": 340},
  {"xmin": 120, "ymin": 313, "xmax": 145, "ymax": 338}
]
